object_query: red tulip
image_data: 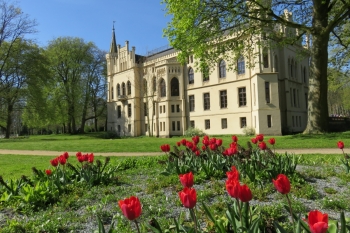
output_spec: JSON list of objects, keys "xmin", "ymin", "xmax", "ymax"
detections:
[
  {"xmin": 201, "ymin": 145, "xmax": 206, "ymax": 151},
  {"xmin": 272, "ymin": 174, "xmax": 291, "ymax": 194},
  {"xmin": 186, "ymin": 141, "xmax": 193, "ymax": 149},
  {"xmin": 232, "ymin": 135, "xmax": 238, "ymax": 142},
  {"xmin": 192, "ymin": 135, "xmax": 199, "ymax": 144},
  {"xmin": 268, "ymin": 138, "xmax": 275, "ymax": 145},
  {"xmin": 176, "ymin": 141, "xmax": 181, "ymax": 147},
  {"xmin": 226, "ymin": 166, "xmax": 239, "ymax": 180},
  {"xmin": 45, "ymin": 169, "xmax": 52, "ymax": 176},
  {"xmin": 76, "ymin": 151, "xmax": 82, "ymax": 157},
  {"xmin": 63, "ymin": 152, "xmax": 69, "ymax": 159},
  {"xmin": 58, "ymin": 155, "xmax": 66, "ymax": 165},
  {"xmin": 226, "ymin": 179, "xmax": 240, "ymax": 198},
  {"xmin": 83, "ymin": 153, "xmax": 89, "ymax": 161},
  {"xmin": 337, "ymin": 141, "xmax": 344, "ymax": 149},
  {"xmin": 160, "ymin": 144, "xmax": 170, "ymax": 152},
  {"xmin": 50, "ymin": 158, "xmax": 59, "ymax": 167},
  {"xmin": 256, "ymin": 134, "xmax": 264, "ymax": 142},
  {"xmin": 178, "ymin": 187, "xmax": 197, "ymax": 209},
  {"xmin": 209, "ymin": 143, "xmax": 217, "ymax": 150},
  {"xmin": 216, "ymin": 139, "xmax": 223, "ymax": 146},
  {"xmin": 307, "ymin": 210, "xmax": 328, "ymax": 233},
  {"xmin": 179, "ymin": 171, "xmax": 194, "ymax": 188},
  {"xmin": 202, "ymin": 139, "xmax": 209, "ymax": 146},
  {"xmin": 195, "ymin": 150, "xmax": 200, "ymax": 156},
  {"xmin": 251, "ymin": 138, "xmax": 258, "ymax": 144},
  {"xmin": 77, "ymin": 155, "xmax": 85, "ymax": 163},
  {"xmin": 118, "ymin": 196, "xmax": 142, "ymax": 221},
  {"xmin": 88, "ymin": 153, "xmax": 94, "ymax": 163},
  {"xmin": 203, "ymin": 135, "xmax": 209, "ymax": 140},
  {"xmin": 259, "ymin": 141, "xmax": 267, "ymax": 150},
  {"xmin": 238, "ymin": 184, "xmax": 252, "ymax": 202},
  {"xmin": 181, "ymin": 139, "xmax": 187, "ymax": 146}
]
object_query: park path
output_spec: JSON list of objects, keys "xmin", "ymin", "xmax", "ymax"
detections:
[{"xmin": 0, "ymin": 148, "xmax": 347, "ymax": 156}]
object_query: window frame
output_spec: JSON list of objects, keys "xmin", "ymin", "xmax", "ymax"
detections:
[
  {"xmin": 203, "ymin": 92, "xmax": 210, "ymax": 110},
  {"xmin": 188, "ymin": 68, "xmax": 194, "ymax": 84},
  {"xmin": 220, "ymin": 90, "xmax": 227, "ymax": 108},
  {"xmin": 219, "ymin": 60, "xmax": 226, "ymax": 78},
  {"xmin": 189, "ymin": 95, "xmax": 195, "ymax": 112},
  {"xmin": 238, "ymin": 87, "xmax": 247, "ymax": 107}
]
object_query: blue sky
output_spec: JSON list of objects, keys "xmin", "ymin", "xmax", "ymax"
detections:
[{"xmin": 18, "ymin": 0, "xmax": 171, "ymax": 55}]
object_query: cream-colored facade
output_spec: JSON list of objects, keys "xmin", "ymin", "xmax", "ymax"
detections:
[{"xmin": 106, "ymin": 24, "xmax": 309, "ymax": 137}]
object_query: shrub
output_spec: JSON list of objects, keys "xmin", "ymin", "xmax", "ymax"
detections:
[
  {"xmin": 184, "ymin": 127, "xmax": 206, "ymax": 137},
  {"xmin": 242, "ymin": 126, "xmax": 255, "ymax": 136}
]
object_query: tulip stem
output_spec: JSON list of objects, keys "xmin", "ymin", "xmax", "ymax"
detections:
[
  {"xmin": 189, "ymin": 208, "xmax": 198, "ymax": 233},
  {"xmin": 134, "ymin": 220, "xmax": 141, "ymax": 233},
  {"xmin": 286, "ymin": 194, "xmax": 295, "ymax": 227}
]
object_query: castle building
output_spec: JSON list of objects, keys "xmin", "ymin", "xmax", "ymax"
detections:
[{"xmin": 106, "ymin": 17, "xmax": 309, "ymax": 137}]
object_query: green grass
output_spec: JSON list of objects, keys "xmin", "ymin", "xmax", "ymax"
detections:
[
  {"xmin": 1, "ymin": 132, "xmax": 350, "ymax": 232},
  {"xmin": 1, "ymin": 131, "xmax": 350, "ymax": 152}
]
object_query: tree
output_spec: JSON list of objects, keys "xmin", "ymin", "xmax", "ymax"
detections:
[
  {"xmin": 163, "ymin": 0, "xmax": 350, "ymax": 133},
  {"xmin": 0, "ymin": 0, "xmax": 37, "ymax": 138},
  {"xmin": 45, "ymin": 37, "xmax": 106, "ymax": 134},
  {"xmin": 0, "ymin": 39, "xmax": 47, "ymax": 138}
]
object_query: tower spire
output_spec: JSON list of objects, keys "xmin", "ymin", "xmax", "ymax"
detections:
[{"xmin": 110, "ymin": 21, "xmax": 118, "ymax": 53}]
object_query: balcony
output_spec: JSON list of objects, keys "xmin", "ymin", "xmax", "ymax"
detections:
[{"xmin": 117, "ymin": 95, "xmax": 128, "ymax": 101}]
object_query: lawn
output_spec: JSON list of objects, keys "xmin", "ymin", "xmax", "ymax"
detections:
[
  {"xmin": 0, "ymin": 131, "xmax": 349, "ymax": 152},
  {"xmin": 0, "ymin": 133, "xmax": 350, "ymax": 232}
]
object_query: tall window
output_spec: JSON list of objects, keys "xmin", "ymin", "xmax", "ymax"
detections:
[
  {"xmin": 203, "ymin": 66, "xmax": 209, "ymax": 81},
  {"xmin": 237, "ymin": 56, "xmax": 245, "ymax": 74},
  {"xmin": 111, "ymin": 87, "xmax": 114, "ymax": 99},
  {"xmin": 127, "ymin": 81, "xmax": 131, "ymax": 95},
  {"xmin": 293, "ymin": 89, "xmax": 296, "ymax": 107},
  {"xmin": 221, "ymin": 118, "xmax": 227, "ymax": 129},
  {"xmin": 172, "ymin": 121, "xmax": 175, "ymax": 131},
  {"xmin": 188, "ymin": 68, "xmax": 194, "ymax": 84},
  {"xmin": 144, "ymin": 103, "xmax": 147, "ymax": 116},
  {"xmin": 177, "ymin": 121, "xmax": 180, "ymax": 131},
  {"xmin": 263, "ymin": 48, "xmax": 269, "ymax": 68},
  {"xmin": 128, "ymin": 124, "xmax": 131, "ymax": 132},
  {"xmin": 122, "ymin": 82, "xmax": 126, "ymax": 95},
  {"xmin": 117, "ymin": 84, "xmax": 121, "ymax": 96},
  {"xmin": 205, "ymin": 119, "xmax": 210, "ymax": 129},
  {"xmin": 303, "ymin": 67, "xmax": 307, "ymax": 83},
  {"xmin": 171, "ymin": 77, "xmax": 179, "ymax": 96},
  {"xmin": 240, "ymin": 117, "xmax": 247, "ymax": 128},
  {"xmin": 267, "ymin": 115, "xmax": 272, "ymax": 128},
  {"xmin": 160, "ymin": 78, "xmax": 166, "ymax": 97},
  {"xmin": 220, "ymin": 90, "xmax": 227, "ymax": 108},
  {"xmin": 265, "ymin": 82, "xmax": 270, "ymax": 103},
  {"xmin": 189, "ymin": 95, "xmax": 195, "ymax": 112},
  {"xmin": 128, "ymin": 104, "xmax": 132, "ymax": 117},
  {"xmin": 153, "ymin": 77, "xmax": 157, "ymax": 92},
  {"xmin": 143, "ymin": 79, "xmax": 147, "ymax": 95},
  {"xmin": 290, "ymin": 59, "xmax": 294, "ymax": 78},
  {"xmin": 190, "ymin": 120, "xmax": 195, "ymax": 128},
  {"xmin": 203, "ymin": 93, "xmax": 210, "ymax": 110},
  {"xmin": 274, "ymin": 55, "xmax": 278, "ymax": 72},
  {"xmin": 117, "ymin": 106, "xmax": 121, "ymax": 118},
  {"xmin": 238, "ymin": 87, "xmax": 246, "ymax": 106},
  {"xmin": 219, "ymin": 60, "xmax": 226, "ymax": 78}
]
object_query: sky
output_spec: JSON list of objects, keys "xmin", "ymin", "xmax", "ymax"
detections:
[{"xmin": 18, "ymin": 0, "xmax": 171, "ymax": 56}]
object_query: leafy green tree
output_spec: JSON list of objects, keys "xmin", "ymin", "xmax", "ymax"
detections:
[
  {"xmin": 163, "ymin": 0, "xmax": 350, "ymax": 133},
  {"xmin": 0, "ymin": 40, "xmax": 48, "ymax": 138},
  {"xmin": 45, "ymin": 37, "xmax": 106, "ymax": 134}
]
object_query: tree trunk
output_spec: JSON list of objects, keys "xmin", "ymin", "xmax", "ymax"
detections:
[
  {"xmin": 303, "ymin": 3, "xmax": 329, "ymax": 133},
  {"xmin": 5, "ymin": 104, "xmax": 13, "ymax": 139}
]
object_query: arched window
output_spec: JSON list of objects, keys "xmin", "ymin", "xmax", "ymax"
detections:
[
  {"xmin": 219, "ymin": 60, "xmax": 226, "ymax": 78},
  {"xmin": 117, "ymin": 84, "xmax": 121, "ymax": 96},
  {"xmin": 127, "ymin": 81, "xmax": 131, "ymax": 95},
  {"xmin": 160, "ymin": 78, "xmax": 166, "ymax": 97},
  {"xmin": 171, "ymin": 77, "xmax": 179, "ymax": 96},
  {"xmin": 237, "ymin": 56, "xmax": 245, "ymax": 74},
  {"xmin": 143, "ymin": 79, "xmax": 148, "ymax": 95},
  {"xmin": 152, "ymin": 77, "xmax": 156, "ymax": 92},
  {"xmin": 122, "ymin": 82, "xmax": 126, "ymax": 95},
  {"xmin": 111, "ymin": 87, "xmax": 114, "ymax": 99},
  {"xmin": 188, "ymin": 68, "xmax": 194, "ymax": 84}
]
